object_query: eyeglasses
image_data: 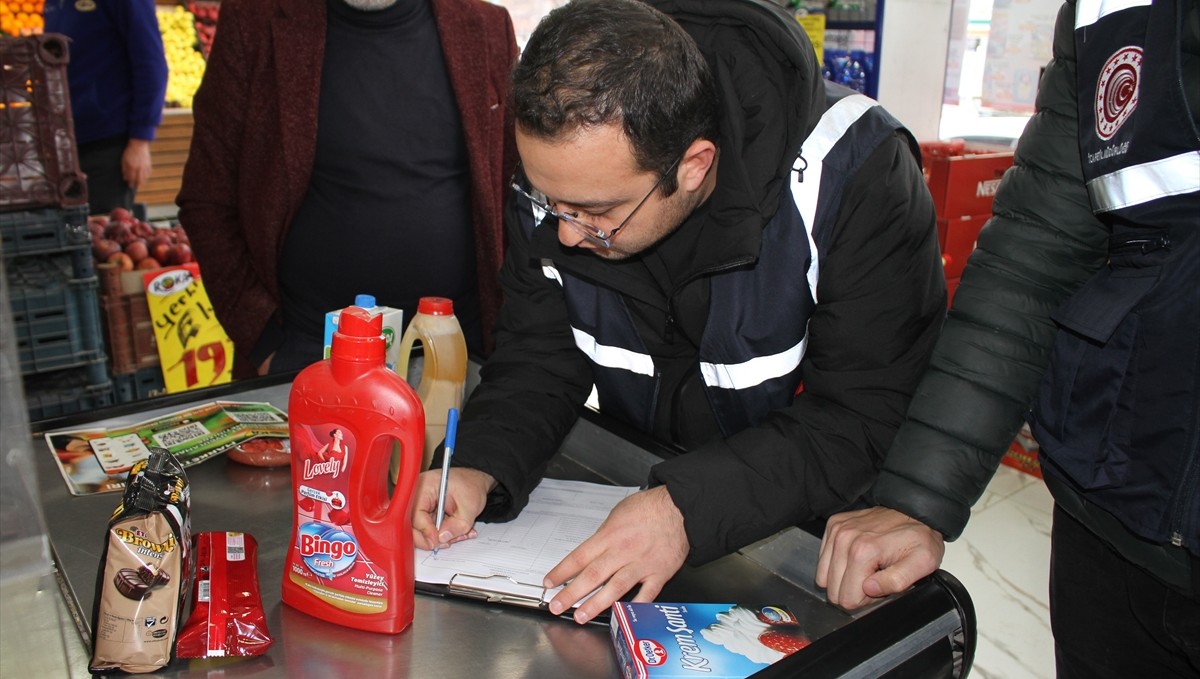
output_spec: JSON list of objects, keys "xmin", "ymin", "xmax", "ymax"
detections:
[{"xmin": 510, "ymin": 156, "xmax": 681, "ymax": 248}]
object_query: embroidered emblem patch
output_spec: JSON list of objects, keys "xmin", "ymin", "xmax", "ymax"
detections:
[{"xmin": 1095, "ymin": 46, "xmax": 1141, "ymax": 141}]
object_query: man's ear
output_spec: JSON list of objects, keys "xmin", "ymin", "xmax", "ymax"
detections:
[{"xmin": 677, "ymin": 138, "xmax": 718, "ymax": 192}]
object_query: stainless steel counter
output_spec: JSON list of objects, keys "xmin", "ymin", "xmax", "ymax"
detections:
[{"xmin": 31, "ymin": 372, "xmax": 975, "ymax": 678}]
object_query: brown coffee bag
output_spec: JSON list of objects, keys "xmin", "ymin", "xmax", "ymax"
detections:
[{"xmin": 89, "ymin": 448, "xmax": 191, "ymax": 674}]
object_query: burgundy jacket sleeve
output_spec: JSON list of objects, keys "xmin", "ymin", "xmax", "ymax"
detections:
[{"xmin": 177, "ymin": 0, "xmax": 324, "ymax": 370}]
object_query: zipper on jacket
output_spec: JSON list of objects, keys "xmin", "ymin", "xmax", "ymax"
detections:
[
  {"xmin": 1109, "ymin": 233, "xmax": 1171, "ymax": 255},
  {"xmin": 665, "ymin": 255, "xmax": 758, "ymax": 345}
]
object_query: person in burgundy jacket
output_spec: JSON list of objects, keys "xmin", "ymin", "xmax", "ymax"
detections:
[{"xmin": 177, "ymin": 0, "xmax": 518, "ymax": 378}]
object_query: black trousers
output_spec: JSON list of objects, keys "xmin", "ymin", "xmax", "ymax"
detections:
[
  {"xmin": 1050, "ymin": 505, "xmax": 1200, "ymax": 678},
  {"xmin": 78, "ymin": 135, "xmax": 134, "ymax": 215}
]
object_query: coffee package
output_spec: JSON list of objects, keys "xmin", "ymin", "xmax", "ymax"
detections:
[{"xmin": 89, "ymin": 448, "xmax": 191, "ymax": 674}]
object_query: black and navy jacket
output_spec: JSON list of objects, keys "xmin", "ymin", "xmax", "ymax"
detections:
[
  {"xmin": 451, "ymin": 0, "xmax": 945, "ymax": 564},
  {"xmin": 1031, "ymin": 0, "xmax": 1200, "ymax": 569}
]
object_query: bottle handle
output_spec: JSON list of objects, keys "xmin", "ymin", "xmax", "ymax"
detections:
[{"xmin": 383, "ymin": 424, "xmax": 424, "ymax": 522}]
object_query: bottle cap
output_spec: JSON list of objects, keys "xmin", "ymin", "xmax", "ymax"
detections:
[
  {"xmin": 331, "ymin": 306, "xmax": 385, "ymax": 362},
  {"xmin": 354, "ymin": 294, "xmax": 377, "ymax": 309},
  {"xmin": 417, "ymin": 297, "xmax": 454, "ymax": 316}
]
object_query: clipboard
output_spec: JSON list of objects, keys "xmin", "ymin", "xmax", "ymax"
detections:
[{"xmin": 412, "ymin": 478, "xmax": 637, "ymax": 624}]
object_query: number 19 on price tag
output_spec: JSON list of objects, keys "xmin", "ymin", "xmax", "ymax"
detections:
[{"xmin": 143, "ymin": 263, "xmax": 235, "ymax": 393}]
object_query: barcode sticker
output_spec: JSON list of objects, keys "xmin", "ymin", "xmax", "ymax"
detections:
[
  {"xmin": 198, "ymin": 579, "xmax": 210, "ymax": 602},
  {"xmin": 226, "ymin": 531, "xmax": 246, "ymax": 561},
  {"xmin": 152, "ymin": 421, "xmax": 211, "ymax": 449},
  {"xmin": 225, "ymin": 411, "xmax": 285, "ymax": 424}
]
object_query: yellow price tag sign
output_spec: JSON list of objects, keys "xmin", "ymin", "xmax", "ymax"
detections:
[
  {"xmin": 795, "ymin": 13, "xmax": 827, "ymax": 65},
  {"xmin": 143, "ymin": 263, "xmax": 234, "ymax": 393}
]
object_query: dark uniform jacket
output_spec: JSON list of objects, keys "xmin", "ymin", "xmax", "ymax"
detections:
[
  {"xmin": 872, "ymin": 0, "xmax": 1200, "ymax": 595},
  {"xmin": 450, "ymin": 0, "xmax": 945, "ymax": 565}
]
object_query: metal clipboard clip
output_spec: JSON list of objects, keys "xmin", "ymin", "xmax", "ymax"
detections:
[{"xmin": 446, "ymin": 573, "xmax": 551, "ymax": 609}]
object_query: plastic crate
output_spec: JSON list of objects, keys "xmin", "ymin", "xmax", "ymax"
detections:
[
  {"xmin": 97, "ymin": 262, "xmax": 159, "ymax": 375},
  {"xmin": 23, "ymin": 357, "xmax": 114, "ymax": 423},
  {"xmin": 0, "ymin": 205, "xmax": 90, "ymax": 256},
  {"xmin": 6, "ymin": 251, "xmax": 106, "ymax": 375},
  {"xmin": 113, "ymin": 365, "xmax": 166, "ymax": 403},
  {"xmin": 919, "ymin": 140, "xmax": 1014, "ymax": 219},
  {"xmin": 0, "ymin": 34, "xmax": 88, "ymax": 210}
]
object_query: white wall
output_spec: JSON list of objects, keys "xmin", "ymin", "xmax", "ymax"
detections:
[{"xmin": 876, "ymin": 0, "xmax": 955, "ymax": 140}]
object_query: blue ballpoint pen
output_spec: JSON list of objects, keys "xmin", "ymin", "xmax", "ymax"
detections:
[{"xmin": 432, "ymin": 407, "xmax": 459, "ymax": 556}]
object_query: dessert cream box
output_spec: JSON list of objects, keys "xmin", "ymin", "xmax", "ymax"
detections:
[{"xmin": 609, "ymin": 602, "xmax": 811, "ymax": 679}]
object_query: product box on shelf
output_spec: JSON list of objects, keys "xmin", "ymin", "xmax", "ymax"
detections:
[
  {"xmin": 7, "ymin": 249, "xmax": 107, "ymax": 376},
  {"xmin": 97, "ymin": 263, "xmax": 160, "ymax": 376},
  {"xmin": 0, "ymin": 34, "xmax": 88, "ymax": 210},
  {"xmin": 920, "ymin": 140, "xmax": 1014, "ymax": 220}
]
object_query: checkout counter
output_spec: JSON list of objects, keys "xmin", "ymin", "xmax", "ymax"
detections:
[{"xmin": 24, "ymin": 364, "xmax": 976, "ymax": 678}]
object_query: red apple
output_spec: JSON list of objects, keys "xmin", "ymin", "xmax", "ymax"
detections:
[
  {"xmin": 133, "ymin": 220, "xmax": 155, "ymax": 239},
  {"xmin": 171, "ymin": 224, "xmax": 189, "ymax": 244},
  {"xmin": 124, "ymin": 239, "xmax": 149, "ymax": 262},
  {"xmin": 88, "ymin": 215, "xmax": 109, "ymax": 228},
  {"xmin": 106, "ymin": 252, "xmax": 134, "ymax": 271},
  {"xmin": 149, "ymin": 236, "xmax": 172, "ymax": 264},
  {"xmin": 109, "ymin": 207, "xmax": 133, "ymax": 222},
  {"xmin": 104, "ymin": 221, "xmax": 137, "ymax": 245},
  {"xmin": 135, "ymin": 257, "xmax": 161, "ymax": 270},
  {"xmin": 92, "ymin": 238, "xmax": 122, "ymax": 261},
  {"xmin": 168, "ymin": 243, "xmax": 193, "ymax": 265}
]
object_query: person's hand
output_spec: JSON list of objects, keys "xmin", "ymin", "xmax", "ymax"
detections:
[
  {"xmin": 122, "ymin": 138, "xmax": 153, "ymax": 189},
  {"xmin": 815, "ymin": 506, "xmax": 946, "ymax": 610},
  {"xmin": 543, "ymin": 485, "xmax": 689, "ymax": 625},
  {"xmin": 411, "ymin": 467, "xmax": 495, "ymax": 550},
  {"xmin": 256, "ymin": 352, "xmax": 274, "ymax": 376}
]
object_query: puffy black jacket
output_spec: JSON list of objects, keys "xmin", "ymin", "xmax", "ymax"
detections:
[
  {"xmin": 872, "ymin": 0, "xmax": 1199, "ymax": 592},
  {"xmin": 871, "ymin": 0, "xmax": 1109, "ymax": 538},
  {"xmin": 451, "ymin": 0, "xmax": 945, "ymax": 565}
]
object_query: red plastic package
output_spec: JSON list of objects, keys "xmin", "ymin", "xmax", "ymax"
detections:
[{"xmin": 176, "ymin": 531, "xmax": 273, "ymax": 658}]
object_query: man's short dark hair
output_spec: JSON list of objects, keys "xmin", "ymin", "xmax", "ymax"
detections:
[{"xmin": 510, "ymin": 0, "xmax": 719, "ymax": 195}]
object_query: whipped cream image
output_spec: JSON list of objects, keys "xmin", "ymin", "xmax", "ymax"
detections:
[{"xmin": 698, "ymin": 605, "xmax": 784, "ymax": 665}]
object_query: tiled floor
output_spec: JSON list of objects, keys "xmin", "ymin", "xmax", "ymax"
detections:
[{"xmin": 943, "ymin": 464, "xmax": 1055, "ymax": 678}]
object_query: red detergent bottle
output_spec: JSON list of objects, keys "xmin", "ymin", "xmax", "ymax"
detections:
[{"xmin": 282, "ymin": 306, "xmax": 425, "ymax": 633}]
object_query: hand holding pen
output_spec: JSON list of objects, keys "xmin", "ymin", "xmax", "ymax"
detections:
[{"xmin": 432, "ymin": 407, "xmax": 459, "ymax": 556}]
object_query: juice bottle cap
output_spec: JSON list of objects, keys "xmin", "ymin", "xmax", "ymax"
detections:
[
  {"xmin": 417, "ymin": 297, "xmax": 454, "ymax": 316},
  {"xmin": 354, "ymin": 294, "xmax": 377, "ymax": 309},
  {"xmin": 332, "ymin": 306, "xmax": 385, "ymax": 362}
]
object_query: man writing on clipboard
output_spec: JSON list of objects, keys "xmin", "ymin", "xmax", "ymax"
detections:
[{"xmin": 412, "ymin": 0, "xmax": 944, "ymax": 625}]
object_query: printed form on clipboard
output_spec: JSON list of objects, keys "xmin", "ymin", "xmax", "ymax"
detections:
[{"xmin": 415, "ymin": 478, "xmax": 638, "ymax": 613}]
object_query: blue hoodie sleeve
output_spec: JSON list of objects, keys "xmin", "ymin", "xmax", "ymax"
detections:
[{"xmin": 112, "ymin": 0, "xmax": 169, "ymax": 141}]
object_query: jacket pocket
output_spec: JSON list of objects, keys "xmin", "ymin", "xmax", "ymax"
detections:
[{"xmin": 1032, "ymin": 265, "xmax": 1161, "ymax": 489}]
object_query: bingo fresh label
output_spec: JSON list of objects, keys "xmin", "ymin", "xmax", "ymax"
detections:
[{"xmin": 287, "ymin": 423, "xmax": 390, "ymax": 613}]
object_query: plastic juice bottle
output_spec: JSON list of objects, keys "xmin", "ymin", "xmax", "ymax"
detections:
[
  {"xmin": 392, "ymin": 296, "xmax": 467, "ymax": 481},
  {"xmin": 283, "ymin": 306, "xmax": 424, "ymax": 634}
]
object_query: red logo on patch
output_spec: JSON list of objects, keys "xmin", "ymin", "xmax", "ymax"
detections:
[{"xmin": 1095, "ymin": 46, "xmax": 1141, "ymax": 141}]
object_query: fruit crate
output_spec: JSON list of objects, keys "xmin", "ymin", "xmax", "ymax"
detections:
[
  {"xmin": 0, "ymin": 205, "xmax": 90, "ymax": 257},
  {"xmin": 7, "ymin": 249, "xmax": 107, "ymax": 375},
  {"xmin": 23, "ymin": 357, "xmax": 114, "ymax": 423},
  {"xmin": 97, "ymin": 262, "xmax": 160, "ymax": 376},
  {"xmin": 113, "ymin": 365, "xmax": 167, "ymax": 404},
  {"xmin": 0, "ymin": 34, "xmax": 89, "ymax": 210}
]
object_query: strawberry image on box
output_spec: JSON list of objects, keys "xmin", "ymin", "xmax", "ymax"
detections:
[{"xmin": 610, "ymin": 602, "xmax": 811, "ymax": 679}]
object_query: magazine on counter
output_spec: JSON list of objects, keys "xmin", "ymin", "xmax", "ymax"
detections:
[{"xmin": 45, "ymin": 401, "xmax": 288, "ymax": 496}]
